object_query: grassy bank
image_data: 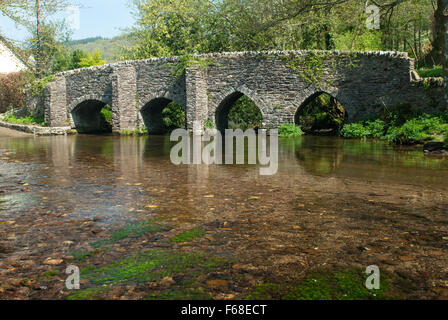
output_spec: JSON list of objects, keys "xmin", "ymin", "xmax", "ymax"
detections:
[
  {"xmin": 1, "ymin": 114, "xmax": 45, "ymax": 127},
  {"xmin": 341, "ymin": 112, "xmax": 448, "ymax": 145}
]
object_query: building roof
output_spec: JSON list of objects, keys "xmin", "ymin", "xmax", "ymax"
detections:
[{"xmin": 0, "ymin": 35, "xmax": 29, "ymax": 69}]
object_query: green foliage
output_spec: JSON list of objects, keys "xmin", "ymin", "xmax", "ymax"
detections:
[
  {"xmin": 30, "ymin": 75, "xmax": 56, "ymax": 96},
  {"xmin": 384, "ymin": 118, "xmax": 432, "ymax": 145},
  {"xmin": 1, "ymin": 113, "xmax": 45, "ymax": 126},
  {"xmin": 282, "ymin": 52, "xmax": 325, "ymax": 86},
  {"xmin": 417, "ymin": 66, "xmax": 443, "ymax": 78},
  {"xmin": 297, "ymin": 93, "xmax": 346, "ymax": 134},
  {"xmin": 162, "ymin": 102, "xmax": 185, "ymax": 129},
  {"xmin": 120, "ymin": 0, "xmax": 228, "ymax": 59},
  {"xmin": 341, "ymin": 120, "xmax": 385, "ymax": 139},
  {"xmin": 78, "ymin": 50, "xmax": 107, "ymax": 68},
  {"xmin": 172, "ymin": 54, "xmax": 215, "ymax": 80},
  {"xmin": 67, "ymin": 36, "xmax": 132, "ymax": 63},
  {"xmin": 278, "ymin": 124, "xmax": 304, "ymax": 137},
  {"xmin": 204, "ymin": 120, "xmax": 215, "ymax": 129},
  {"xmin": 333, "ymin": 30, "xmax": 383, "ymax": 51},
  {"xmin": 341, "ymin": 112, "xmax": 448, "ymax": 145},
  {"xmin": 170, "ymin": 227, "xmax": 205, "ymax": 243},
  {"xmin": 123, "ymin": 0, "xmax": 435, "ymax": 59},
  {"xmin": 100, "ymin": 105, "xmax": 113, "ymax": 124},
  {"xmin": 228, "ymin": 96, "xmax": 262, "ymax": 130}
]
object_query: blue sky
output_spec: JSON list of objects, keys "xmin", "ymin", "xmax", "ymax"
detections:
[{"xmin": 0, "ymin": 0, "xmax": 135, "ymax": 41}]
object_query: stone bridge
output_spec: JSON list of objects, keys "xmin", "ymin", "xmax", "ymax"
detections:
[{"xmin": 41, "ymin": 50, "xmax": 444, "ymax": 134}]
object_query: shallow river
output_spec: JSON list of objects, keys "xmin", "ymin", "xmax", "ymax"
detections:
[{"xmin": 1, "ymin": 132, "xmax": 447, "ymax": 299}]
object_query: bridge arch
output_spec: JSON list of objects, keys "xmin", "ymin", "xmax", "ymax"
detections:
[
  {"xmin": 294, "ymin": 91, "xmax": 347, "ymax": 135},
  {"xmin": 69, "ymin": 95, "xmax": 113, "ymax": 134},
  {"xmin": 215, "ymin": 90, "xmax": 264, "ymax": 132},
  {"xmin": 140, "ymin": 97, "xmax": 186, "ymax": 134}
]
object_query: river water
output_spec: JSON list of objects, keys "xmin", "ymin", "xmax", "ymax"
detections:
[{"xmin": 1, "ymin": 133, "xmax": 447, "ymax": 299}]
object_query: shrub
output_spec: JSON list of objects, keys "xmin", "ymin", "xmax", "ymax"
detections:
[
  {"xmin": 296, "ymin": 93, "xmax": 345, "ymax": 134},
  {"xmin": 204, "ymin": 120, "xmax": 215, "ymax": 129},
  {"xmin": 100, "ymin": 105, "xmax": 113, "ymax": 123},
  {"xmin": 162, "ymin": 102, "xmax": 185, "ymax": 129},
  {"xmin": 384, "ymin": 119, "xmax": 431, "ymax": 145},
  {"xmin": 0, "ymin": 72, "xmax": 28, "ymax": 113},
  {"xmin": 417, "ymin": 66, "xmax": 443, "ymax": 78},
  {"xmin": 1, "ymin": 114, "xmax": 45, "ymax": 126},
  {"xmin": 341, "ymin": 123, "xmax": 370, "ymax": 139},
  {"xmin": 228, "ymin": 96, "xmax": 263, "ymax": 130},
  {"xmin": 278, "ymin": 124, "xmax": 304, "ymax": 137}
]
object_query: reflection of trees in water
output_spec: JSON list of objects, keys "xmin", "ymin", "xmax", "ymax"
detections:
[
  {"xmin": 280, "ymin": 136, "xmax": 344, "ymax": 175},
  {"xmin": 281, "ymin": 136, "xmax": 448, "ymax": 178}
]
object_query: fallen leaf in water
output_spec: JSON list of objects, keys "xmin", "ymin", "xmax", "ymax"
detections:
[
  {"xmin": 145, "ymin": 205, "xmax": 158, "ymax": 209},
  {"xmin": 0, "ymin": 221, "xmax": 15, "ymax": 225},
  {"xmin": 207, "ymin": 280, "xmax": 228, "ymax": 290},
  {"xmin": 204, "ymin": 195, "xmax": 214, "ymax": 198},
  {"xmin": 43, "ymin": 259, "xmax": 63, "ymax": 265},
  {"xmin": 293, "ymin": 226, "xmax": 301, "ymax": 230},
  {"xmin": 399, "ymin": 256, "xmax": 416, "ymax": 262},
  {"xmin": 249, "ymin": 196, "xmax": 260, "ymax": 200}
]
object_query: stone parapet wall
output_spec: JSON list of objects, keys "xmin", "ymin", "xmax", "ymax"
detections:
[{"xmin": 35, "ymin": 50, "xmax": 444, "ymax": 133}]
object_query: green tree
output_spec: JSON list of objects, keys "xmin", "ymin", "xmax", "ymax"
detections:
[{"xmin": 78, "ymin": 50, "xmax": 107, "ymax": 68}]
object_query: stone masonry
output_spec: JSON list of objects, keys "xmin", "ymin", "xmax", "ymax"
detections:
[{"xmin": 41, "ymin": 50, "xmax": 445, "ymax": 133}]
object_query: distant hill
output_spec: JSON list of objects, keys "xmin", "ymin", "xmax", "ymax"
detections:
[{"xmin": 67, "ymin": 36, "xmax": 133, "ymax": 62}]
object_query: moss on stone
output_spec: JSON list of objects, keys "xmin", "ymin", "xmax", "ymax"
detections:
[
  {"xmin": 146, "ymin": 288, "xmax": 212, "ymax": 300},
  {"xmin": 67, "ymin": 286, "xmax": 110, "ymax": 300},
  {"xmin": 91, "ymin": 219, "xmax": 169, "ymax": 248},
  {"xmin": 81, "ymin": 249, "xmax": 228, "ymax": 285},
  {"xmin": 246, "ymin": 268, "xmax": 392, "ymax": 301},
  {"xmin": 170, "ymin": 226, "xmax": 206, "ymax": 243}
]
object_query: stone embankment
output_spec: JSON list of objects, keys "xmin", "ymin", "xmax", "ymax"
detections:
[{"xmin": 0, "ymin": 121, "xmax": 72, "ymax": 136}]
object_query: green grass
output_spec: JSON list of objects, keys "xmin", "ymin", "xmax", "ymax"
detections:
[
  {"xmin": 170, "ymin": 227, "xmax": 205, "ymax": 243},
  {"xmin": 245, "ymin": 269, "xmax": 390, "ymax": 301},
  {"xmin": 417, "ymin": 66, "xmax": 443, "ymax": 78},
  {"xmin": 278, "ymin": 124, "xmax": 305, "ymax": 137},
  {"xmin": 1, "ymin": 114, "xmax": 45, "ymax": 126}
]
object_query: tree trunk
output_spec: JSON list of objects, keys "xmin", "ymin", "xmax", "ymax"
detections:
[
  {"xmin": 442, "ymin": 0, "xmax": 448, "ymax": 108},
  {"xmin": 430, "ymin": 0, "xmax": 447, "ymax": 65},
  {"xmin": 35, "ymin": 0, "xmax": 42, "ymax": 79}
]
